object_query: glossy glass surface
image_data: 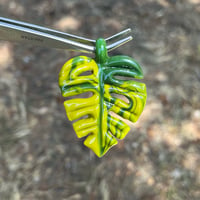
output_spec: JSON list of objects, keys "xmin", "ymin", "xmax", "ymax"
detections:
[{"xmin": 59, "ymin": 38, "xmax": 147, "ymax": 157}]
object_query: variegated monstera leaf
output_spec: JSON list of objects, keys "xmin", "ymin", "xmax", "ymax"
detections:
[{"xmin": 59, "ymin": 38, "xmax": 147, "ymax": 157}]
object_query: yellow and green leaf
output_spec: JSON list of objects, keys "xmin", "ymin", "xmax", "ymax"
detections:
[{"xmin": 59, "ymin": 38, "xmax": 147, "ymax": 157}]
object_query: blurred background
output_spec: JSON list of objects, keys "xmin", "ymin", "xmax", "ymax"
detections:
[{"xmin": 0, "ymin": 0, "xmax": 200, "ymax": 199}]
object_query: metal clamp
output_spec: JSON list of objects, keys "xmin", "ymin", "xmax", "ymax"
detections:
[{"xmin": 0, "ymin": 17, "xmax": 133, "ymax": 54}]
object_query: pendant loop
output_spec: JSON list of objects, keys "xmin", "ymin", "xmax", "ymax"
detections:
[{"xmin": 95, "ymin": 38, "xmax": 108, "ymax": 64}]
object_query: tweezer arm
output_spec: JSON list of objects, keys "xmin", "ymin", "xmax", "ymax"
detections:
[{"xmin": 0, "ymin": 18, "xmax": 95, "ymax": 53}]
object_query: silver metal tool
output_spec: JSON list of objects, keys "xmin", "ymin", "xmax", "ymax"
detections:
[{"xmin": 0, "ymin": 17, "xmax": 133, "ymax": 54}]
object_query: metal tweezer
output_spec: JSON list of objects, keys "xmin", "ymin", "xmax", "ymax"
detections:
[{"xmin": 0, "ymin": 17, "xmax": 133, "ymax": 54}]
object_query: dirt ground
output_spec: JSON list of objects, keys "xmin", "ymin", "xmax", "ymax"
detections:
[{"xmin": 0, "ymin": 0, "xmax": 200, "ymax": 199}]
